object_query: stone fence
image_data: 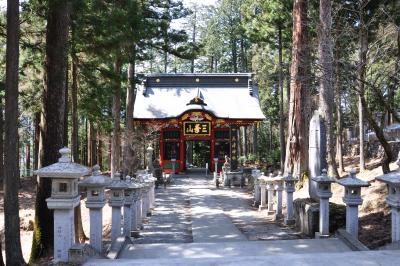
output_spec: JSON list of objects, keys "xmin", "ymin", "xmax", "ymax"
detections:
[
  {"xmin": 35, "ymin": 147, "xmax": 156, "ymax": 264},
  {"xmin": 251, "ymin": 156, "xmax": 400, "ymax": 247}
]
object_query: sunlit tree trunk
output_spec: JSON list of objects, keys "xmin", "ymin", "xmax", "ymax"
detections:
[
  {"xmin": 284, "ymin": 0, "xmax": 311, "ymax": 176},
  {"xmin": 278, "ymin": 25, "xmax": 285, "ymax": 171},
  {"xmin": 318, "ymin": 0, "xmax": 339, "ymax": 177}
]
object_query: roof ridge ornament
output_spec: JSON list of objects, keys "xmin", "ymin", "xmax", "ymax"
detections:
[{"xmin": 186, "ymin": 88, "xmax": 207, "ymax": 106}]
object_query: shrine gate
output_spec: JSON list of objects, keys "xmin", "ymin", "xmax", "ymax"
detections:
[{"xmin": 133, "ymin": 73, "xmax": 265, "ymax": 173}]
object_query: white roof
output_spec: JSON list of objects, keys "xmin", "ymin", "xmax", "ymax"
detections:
[{"xmin": 134, "ymin": 85, "xmax": 265, "ymax": 120}]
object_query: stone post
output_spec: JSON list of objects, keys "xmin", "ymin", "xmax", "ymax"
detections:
[
  {"xmin": 312, "ymin": 169, "xmax": 335, "ymax": 238},
  {"xmin": 376, "ymin": 157, "xmax": 400, "ymax": 242},
  {"xmin": 258, "ymin": 175, "xmax": 268, "ymax": 211},
  {"xmin": 274, "ymin": 172, "xmax": 284, "ymax": 220},
  {"xmin": 171, "ymin": 158, "xmax": 176, "ymax": 177},
  {"xmin": 337, "ymin": 169, "xmax": 369, "ymax": 238},
  {"xmin": 107, "ymin": 172, "xmax": 128, "ymax": 243},
  {"xmin": 123, "ymin": 175, "xmax": 140, "ymax": 237},
  {"xmin": 146, "ymin": 146, "xmax": 154, "ymax": 173},
  {"xmin": 79, "ymin": 165, "xmax": 111, "ymax": 253},
  {"xmin": 136, "ymin": 187, "xmax": 144, "ymax": 230},
  {"xmin": 283, "ymin": 172, "xmax": 298, "ymax": 225},
  {"xmin": 266, "ymin": 174, "xmax": 275, "ymax": 216},
  {"xmin": 35, "ymin": 147, "xmax": 91, "ymax": 263},
  {"xmin": 214, "ymin": 157, "xmax": 219, "ymax": 180},
  {"xmin": 252, "ymin": 169, "xmax": 261, "ymax": 207}
]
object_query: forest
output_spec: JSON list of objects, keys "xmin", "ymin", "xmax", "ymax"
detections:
[{"xmin": 0, "ymin": 0, "xmax": 399, "ymax": 265}]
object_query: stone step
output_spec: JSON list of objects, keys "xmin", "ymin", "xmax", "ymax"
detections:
[
  {"xmin": 85, "ymin": 250, "xmax": 400, "ymax": 266},
  {"xmin": 118, "ymin": 238, "xmax": 351, "ymax": 259}
]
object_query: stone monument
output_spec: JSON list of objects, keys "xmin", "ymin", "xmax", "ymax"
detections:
[{"xmin": 309, "ymin": 111, "xmax": 327, "ymax": 200}]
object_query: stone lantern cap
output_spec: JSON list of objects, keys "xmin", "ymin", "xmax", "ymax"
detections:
[
  {"xmin": 283, "ymin": 172, "xmax": 298, "ymax": 182},
  {"xmin": 376, "ymin": 154, "xmax": 400, "ymax": 185},
  {"xmin": 125, "ymin": 176, "xmax": 143, "ymax": 189},
  {"xmin": 337, "ymin": 169, "xmax": 369, "ymax": 188},
  {"xmin": 376, "ymin": 171, "xmax": 400, "ymax": 185},
  {"xmin": 35, "ymin": 147, "xmax": 91, "ymax": 178},
  {"xmin": 147, "ymin": 145, "xmax": 154, "ymax": 152},
  {"xmin": 257, "ymin": 174, "xmax": 268, "ymax": 184},
  {"xmin": 107, "ymin": 173, "xmax": 129, "ymax": 189},
  {"xmin": 79, "ymin": 165, "xmax": 111, "ymax": 188},
  {"xmin": 311, "ymin": 169, "xmax": 335, "ymax": 184}
]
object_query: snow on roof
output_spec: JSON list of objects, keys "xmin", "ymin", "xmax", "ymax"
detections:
[{"xmin": 133, "ymin": 73, "xmax": 266, "ymax": 120}]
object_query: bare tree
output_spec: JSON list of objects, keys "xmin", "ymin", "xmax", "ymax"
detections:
[
  {"xmin": 284, "ymin": 0, "xmax": 311, "ymax": 177},
  {"xmin": 4, "ymin": 0, "xmax": 25, "ymax": 264}
]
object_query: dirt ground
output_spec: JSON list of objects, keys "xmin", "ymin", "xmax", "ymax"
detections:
[{"xmin": 0, "ymin": 156, "xmax": 398, "ymax": 263}]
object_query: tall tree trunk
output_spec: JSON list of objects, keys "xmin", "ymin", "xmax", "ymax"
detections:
[
  {"xmin": 318, "ymin": 0, "xmax": 339, "ymax": 178},
  {"xmin": 231, "ymin": 38, "xmax": 238, "ymax": 73},
  {"xmin": 0, "ymin": 98, "xmax": 3, "ymax": 186},
  {"xmin": 358, "ymin": 1, "xmax": 367, "ymax": 172},
  {"xmin": 88, "ymin": 121, "xmax": 97, "ymax": 167},
  {"xmin": 123, "ymin": 51, "xmax": 136, "ymax": 177},
  {"xmin": 26, "ymin": 142, "xmax": 31, "ymax": 176},
  {"xmin": 210, "ymin": 56, "xmax": 214, "ymax": 73},
  {"xmin": 31, "ymin": 0, "xmax": 70, "ymax": 261},
  {"xmin": 97, "ymin": 137, "xmax": 103, "ymax": 169},
  {"xmin": 64, "ymin": 57, "xmax": 69, "ymax": 146},
  {"xmin": 33, "ymin": 112, "xmax": 40, "ymax": 170},
  {"xmin": 334, "ymin": 51, "xmax": 344, "ymax": 173},
  {"xmin": 284, "ymin": 0, "xmax": 311, "ymax": 176},
  {"xmin": 278, "ymin": 25, "xmax": 286, "ymax": 171},
  {"xmin": 4, "ymin": 0, "xmax": 25, "ymax": 264},
  {"xmin": 111, "ymin": 58, "xmax": 122, "ymax": 177},
  {"xmin": 71, "ymin": 56, "xmax": 79, "ymax": 163}
]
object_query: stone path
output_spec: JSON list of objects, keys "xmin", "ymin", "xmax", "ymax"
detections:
[{"xmin": 133, "ymin": 174, "xmax": 300, "ymax": 245}]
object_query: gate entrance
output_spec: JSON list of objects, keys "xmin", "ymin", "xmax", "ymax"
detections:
[{"xmin": 185, "ymin": 140, "xmax": 211, "ymax": 171}]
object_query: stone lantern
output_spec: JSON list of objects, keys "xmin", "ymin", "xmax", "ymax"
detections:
[
  {"xmin": 146, "ymin": 145, "xmax": 154, "ymax": 173},
  {"xmin": 376, "ymin": 157, "xmax": 400, "ymax": 243},
  {"xmin": 337, "ymin": 169, "xmax": 369, "ymax": 238},
  {"xmin": 283, "ymin": 171, "xmax": 298, "ymax": 226},
  {"xmin": 123, "ymin": 176, "xmax": 142, "ymax": 237},
  {"xmin": 35, "ymin": 147, "xmax": 91, "ymax": 263},
  {"xmin": 79, "ymin": 165, "xmax": 111, "ymax": 253},
  {"xmin": 107, "ymin": 172, "xmax": 128, "ymax": 243},
  {"xmin": 258, "ymin": 174, "xmax": 268, "ymax": 211},
  {"xmin": 311, "ymin": 169, "xmax": 335, "ymax": 238}
]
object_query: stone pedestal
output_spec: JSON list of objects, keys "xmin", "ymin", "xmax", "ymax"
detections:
[
  {"xmin": 107, "ymin": 173, "xmax": 128, "ymax": 243},
  {"xmin": 47, "ymin": 197, "xmax": 80, "ymax": 262},
  {"xmin": 275, "ymin": 182, "xmax": 283, "ymax": 220},
  {"xmin": 136, "ymin": 190, "xmax": 143, "ymax": 229},
  {"xmin": 283, "ymin": 172, "xmax": 297, "ymax": 226},
  {"xmin": 123, "ymin": 200, "xmax": 133, "ymax": 237},
  {"xmin": 87, "ymin": 204, "xmax": 103, "ymax": 252},
  {"xmin": 258, "ymin": 183, "xmax": 267, "ymax": 211},
  {"xmin": 266, "ymin": 182, "xmax": 275, "ymax": 216}
]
